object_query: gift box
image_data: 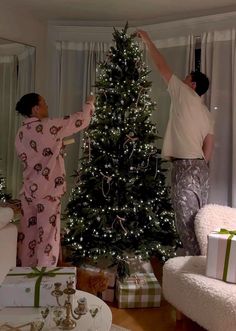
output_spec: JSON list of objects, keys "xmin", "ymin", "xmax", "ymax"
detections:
[
  {"xmin": 0, "ymin": 266, "xmax": 76, "ymax": 307},
  {"xmin": 80, "ymin": 264, "xmax": 117, "ymax": 302},
  {"xmin": 206, "ymin": 228, "xmax": 236, "ymax": 283},
  {"xmin": 116, "ymin": 273, "xmax": 161, "ymax": 308}
]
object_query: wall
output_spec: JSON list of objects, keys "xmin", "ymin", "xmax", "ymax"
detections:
[
  {"xmin": 0, "ymin": 2, "xmax": 47, "ymax": 95},
  {"xmin": 48, "ymin": 11, "xmax": 236, "ymax": 41}
]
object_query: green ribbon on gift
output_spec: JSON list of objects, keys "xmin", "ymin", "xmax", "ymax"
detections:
[
  {"xmin": 217, "ymin": 229, "xmax": 236, "ymax": 236},
  {"xmin": 8, "ymin": 267, "xmax": 75, "ymax": 307},
  {"xmin": 217, "ymin": 229, "xmax": 236, "ymax": 281}
]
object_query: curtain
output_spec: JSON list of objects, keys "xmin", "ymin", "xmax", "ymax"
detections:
[
  {"xmin": 201, "ymin": 29, "xmax": 236, "ymax": 206},
  {"xmin": 55, "ymin": 41, "xmax": 111, "ymax": 210},
  {"xmin": 0, "ymin": 46, "xmax": 35, "ymax": 198},
  {"xmin": 0, "ymin": 55, "xmax": 17, "ymax": 197},
  {"xmin": 12, "ymin": 46, "xmax": 35, "ymax": 198}
]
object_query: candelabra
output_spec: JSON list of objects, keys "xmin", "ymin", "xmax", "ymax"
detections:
[{"xmin": 51, "ymin": 280, "xmax": 87, "ymax": 330}]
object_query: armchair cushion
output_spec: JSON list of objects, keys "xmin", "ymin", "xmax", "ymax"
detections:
[
  {"xmin": 163, "ymin": 256, "xmax": 236, "ymax": 331},
  {"xmin": 0, "ymin": 223, "xmax": 17, "ymax": 285},
  {"xmin": 163, "ymin": 204, "xmax": 236, "ymax": 331},
  {"xmin": 195, "ymin": 204, "xmax": 236, "ymax": 255},
  {"xmin": 0, "ymin": 207, "xmax": 14, "ymax": 230}
]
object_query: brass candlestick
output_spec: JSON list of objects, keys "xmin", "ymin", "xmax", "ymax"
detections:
[{"xmin": 51, "ymin": 280, "xmax": 84, "ymax": 330}]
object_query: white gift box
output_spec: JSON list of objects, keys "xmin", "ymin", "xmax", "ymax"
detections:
[
  {"xmin": 0, "ymin": 267, "xmax": 76, "ymax": 307},
  {"xmin": 206, "ymin": 229, "xmax": 236, "ymax": 283}
]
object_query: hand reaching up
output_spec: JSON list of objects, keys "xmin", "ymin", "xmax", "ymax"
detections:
[
  {"xmin": 86, "ymin": 94, "xmax": 95, "ymax": 116},
  {"xmin": 136, "ymin": 30, "xmax": 151, "ymax": 44},
  {"xmin": 86, "ymin": 94, "xmax": 95, "ymax": 105}
]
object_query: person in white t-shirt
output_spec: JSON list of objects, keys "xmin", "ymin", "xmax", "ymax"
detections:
[{"xmin": 138, "ymin": 30, "xmax": 214, "ymax": 255}]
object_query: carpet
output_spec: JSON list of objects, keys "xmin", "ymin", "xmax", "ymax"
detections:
[{"xmin": 110, "ymin": 324, "xmax": 131, "ymax": 331}]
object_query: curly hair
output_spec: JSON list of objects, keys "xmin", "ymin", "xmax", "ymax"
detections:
[{"xmin": 15, "ymin": 93, "xmax": 40, "ymax": 117}]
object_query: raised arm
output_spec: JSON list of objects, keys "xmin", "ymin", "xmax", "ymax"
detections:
[
  {"xmin": 85, "ymin": 94, "xmax": 95, "ymax": 109},
  {"xmin": 137, "ymin": 30, "xmax": 173, "ymax": 83},
  {"xmin": 49, "ymin": 95, "xmax": 95, "ymax": 138}
]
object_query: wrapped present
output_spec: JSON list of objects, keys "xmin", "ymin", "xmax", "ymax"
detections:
[
  {"xmin": 101, "ymin": 288, "xmax": 115, "ymax": 302},
  {"xmin": 116, "ymin": 273, "xmax": 161, "ymax": 308},
  {"xmin": 80, "ymin": 264, "xmax": 117, "ymax": 302},
  {"xmin": 206, "ymin": 228, "xmax": 236, "ymax": 283},
  {"xmin": 84, "ymin": 265, "xmax": 116, "ymax": 288},
  {"xmin": 0, "ymin": 266, "xmax": 76, "ymax": 307}
]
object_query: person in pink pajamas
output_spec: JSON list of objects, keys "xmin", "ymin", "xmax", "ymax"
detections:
[{"xmin": 15, "ymin": 93, "xmax": 95, "ymax": 267}]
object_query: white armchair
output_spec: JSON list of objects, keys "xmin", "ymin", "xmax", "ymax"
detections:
[
  {"xmin": 195, "ymin": 203, "xmax": 236, "ymax": 254},
  {"xmin": 0, "ymin": 207, "xmax": 17, "ymax": 284},
  {"xmin": 163, "ymin": 204, "xmax": 236, "ymax": 331}
]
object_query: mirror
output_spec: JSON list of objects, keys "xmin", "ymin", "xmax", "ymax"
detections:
[{"xmin": 0, "ymin": 38, "xmax": 35, "ymax": 199}]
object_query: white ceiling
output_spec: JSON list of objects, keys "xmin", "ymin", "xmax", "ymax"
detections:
[{"xmin": 4, "ymin": 0, "xmax": 236, "ymax": 26}]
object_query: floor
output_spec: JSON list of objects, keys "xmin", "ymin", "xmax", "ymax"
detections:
[{"xmin": 109, "ymin": 299, "xmax": 205, "ymax": 331}]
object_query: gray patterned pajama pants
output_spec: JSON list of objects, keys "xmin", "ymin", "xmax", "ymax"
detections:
[{"xmin": 171, "ymin": 159, "xmax": 209, "ymax": 255}]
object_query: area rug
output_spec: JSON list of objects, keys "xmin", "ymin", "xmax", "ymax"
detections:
[{"xmin": 110, "ymin": 324, "xmax": 131, "ymax": 331}]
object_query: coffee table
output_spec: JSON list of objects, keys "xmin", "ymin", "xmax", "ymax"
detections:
[{"xmin": 0, "ymin": 290, "xmax": 112, "ymax": 330}]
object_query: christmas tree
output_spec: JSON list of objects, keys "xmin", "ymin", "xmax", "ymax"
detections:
[
  {"xmin": 64, "ymin": 24, "xmax": 179, "ymax": 278},
  {"xmin": 0, "ymin": 173, "xmax": 11, "ymax": 203}
]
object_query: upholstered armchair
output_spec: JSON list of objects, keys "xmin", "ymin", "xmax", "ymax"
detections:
[
  {"xmin": 163, "ymin": 204, "xmax": 236, "ymax": 331},
  {"xmin": 0, "ymin": 207, "xmax": 17, "ymax": 284}
]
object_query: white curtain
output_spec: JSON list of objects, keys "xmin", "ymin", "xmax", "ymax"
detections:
[
  {"xmin": 201, "ymin": 29, "xmax": 236, "ymax": 206},
  {"xmin": 0, "ymin": 46, "xmax": 35, "ymax": 198},
  {"xmin": 55, "ymin": 41, "xmax": 111, "ymax": 210},
  {"xmin": 13, "ymin": 46, "xmax": 35, "ymax": 198},
  {"xmin": 0, "ymin": 55, "xmax": 17, "ymax": 197}
]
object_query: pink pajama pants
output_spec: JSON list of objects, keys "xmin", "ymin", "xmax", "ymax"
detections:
[{"xmin": 17, "ymin": 194, "xmax": 61, "ymax": 267}]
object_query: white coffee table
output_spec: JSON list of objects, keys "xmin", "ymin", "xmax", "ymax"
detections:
[{"xmin": 0, "ymin": 290, "xmax": 112, "ymax": 331}]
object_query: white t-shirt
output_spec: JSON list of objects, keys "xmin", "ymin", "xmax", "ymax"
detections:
[{"xmin": 162, "ymin": 74, "xmax": 214, "ymax": 160}]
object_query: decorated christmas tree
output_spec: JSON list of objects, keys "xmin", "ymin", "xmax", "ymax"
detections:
[{"xmin": 64, "ymin": 24, "xmax": 179, "ymax": 278}]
